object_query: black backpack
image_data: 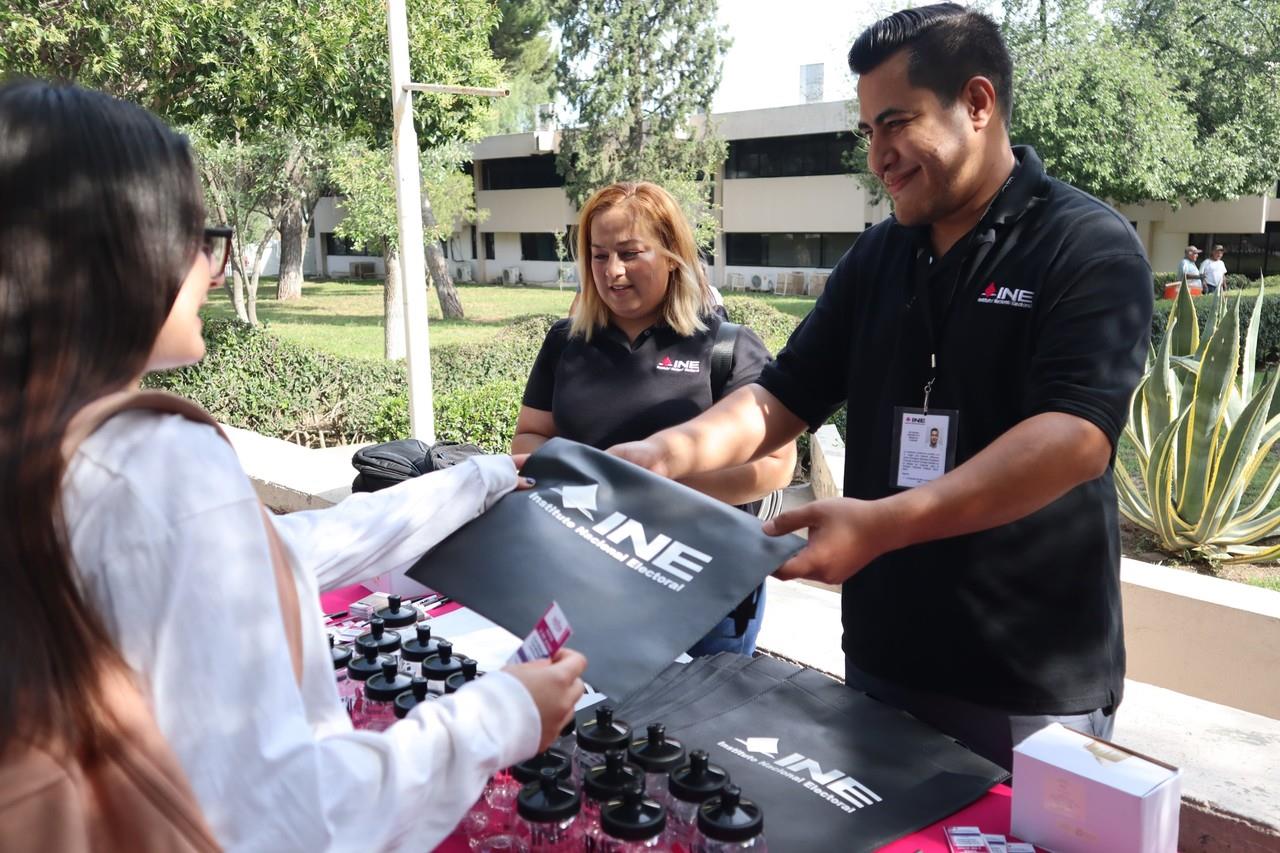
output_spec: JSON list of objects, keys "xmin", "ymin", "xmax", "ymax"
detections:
[{"xmin": 350, "ymin": 439, "xmax": 484, "ymax": 493}]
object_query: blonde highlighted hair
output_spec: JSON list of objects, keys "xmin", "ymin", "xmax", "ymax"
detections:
[{"xmin": 570, "ymin": 181, "xmax": 711, "ymax": 341}]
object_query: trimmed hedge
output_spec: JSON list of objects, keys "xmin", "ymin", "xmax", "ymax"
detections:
[{"xmin": 145, "ymin": 316, "xmax": 561, "ymax": 452}]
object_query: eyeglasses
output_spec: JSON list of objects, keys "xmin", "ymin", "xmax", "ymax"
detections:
[{"xmin": 202, "ymin": 227, "xmax": 233, "ymax": 277}]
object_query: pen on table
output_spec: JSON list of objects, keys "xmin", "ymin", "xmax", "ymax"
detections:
[{"xmin": 324, "ymin": 609, "xmax": 348, "ymax": 620}]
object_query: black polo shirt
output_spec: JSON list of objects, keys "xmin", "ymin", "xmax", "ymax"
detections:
[
  {"xmin": 523, "ymin": 313, "xmax": 771, "ymax": 449},
  {"xmin": 757, "ymin": 146, "xmax": 1153, "ymax": 715}
]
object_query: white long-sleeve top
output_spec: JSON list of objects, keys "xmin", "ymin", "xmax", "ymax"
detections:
[{"xmin": 61, "ymin": 411, "xmax": 541, "ymax": 852}]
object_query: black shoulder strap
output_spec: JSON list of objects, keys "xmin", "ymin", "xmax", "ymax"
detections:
[{"xmin": 710, "ymin": 321, "xmax": 740, "ymax": 401}]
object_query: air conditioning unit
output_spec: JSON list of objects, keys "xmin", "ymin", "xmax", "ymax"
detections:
[
  {"xmin": 749, "ymin": 272, "xmax": 775, "ymax": 292},
  {"xmin": 453, "ymin": 262, "xmax": 472, "ymax": 283},
  {"xmin": 502, "ymin": 266, "xmax": 522, "ymax": 285},
  {"xmin": 349, "ymin": 261, "xmax": 376, "ymax": 279},
  {"xmin": 808, "ymin": 272, "xmax": 830, "ymax": 298},
  {"xmin": 725, "ymin": 272, "xmax": 746, "ymax": 292}
]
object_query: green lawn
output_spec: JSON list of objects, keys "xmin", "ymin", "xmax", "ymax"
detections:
[
  {"xmin": 204, "ymin": 279, "xmax": 582, "ymax": 359},
  {"xmin": 204, "ymin": 278, "xmax": 818, "ymax": 360}
]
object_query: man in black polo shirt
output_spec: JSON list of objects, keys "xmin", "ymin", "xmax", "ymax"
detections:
[{"xmin": 610, "ymin": 3, "xmax": 1153, "ymax": 769}]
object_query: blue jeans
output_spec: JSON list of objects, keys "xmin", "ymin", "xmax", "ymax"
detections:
[{"xmin": 687, "ymin": 584, "xmax": 766, "ymax": 657}]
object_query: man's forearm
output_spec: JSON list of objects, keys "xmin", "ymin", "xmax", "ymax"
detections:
[
  {"xmin": 876, "ymin": 412, "xmax": 1112, "ymax": 550},
  {"xmin": 653, "ymin": 385, "xmax": 806, "ymax": 479}
]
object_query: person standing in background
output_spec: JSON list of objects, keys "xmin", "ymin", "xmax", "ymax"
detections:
[{"xmin": 1200, "ymin": 244, "xmax": 1227, "ymax": 293}]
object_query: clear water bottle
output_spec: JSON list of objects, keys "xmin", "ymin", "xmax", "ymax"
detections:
[
  {"xmin": 510, "ymin": 747, "xmax": 573, "ymax": 787},
  {"xmin": 693, "ymin": 786, "xmax": 765, "ymax": 852},
  {"xmin": 627, "ymin": 724, "xmax": 686, "ymax": 811},
  {"xmin": 329, "ymin": 635, "xmax": 357, "ymax": 713},
  {"xmin": 574, "ymin": 705, "xmax": 632, "ymax": 784},
  {"xmin": 445, "ymin": 657, "xmax": 481, "ymax": 693},
  {"xmin": 582, "ymin": 750, "xmax": 642, "ymax": 852},
  {"xmin": 516, "ymin": 767, "xmax": 581, "ymax": 852},
  {"xmin": 392, "ymin": 676, "xmax": 433, "ymax": 720},
  {"xmin": 372, "ymin": 593, "xmax": 418, "ymax": 629},
  {"xmin": 355, "ymin": 617, "xmax": 402, "ymax": 662},
  {"xmin": 358, "ymin": 660, "xmax": 412, "ymax": 732},
  {"xmin": 346, "ymin": 645, "xmax": 394, "ymax": 727},
  {"xmin": 399, "ymin": 623, "xmax": 442, "ymax": 676},
  {"xmin": 420, "ymin": 640, "xmax": 464, "ymax": 694},
  {"xmin": 666, "ymin": 751, "xmax": 729, "ymax": 851},
  {"xmin": 599, "ymin": 783, "xmax": 670, "ymax": 852}
]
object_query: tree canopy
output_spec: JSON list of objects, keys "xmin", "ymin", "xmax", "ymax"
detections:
[{"xmin": 552, "ymin": 0, "xmax": 730, "ymax": 247}]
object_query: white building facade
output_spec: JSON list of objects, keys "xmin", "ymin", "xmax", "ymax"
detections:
[{"xmin": 286, "ymin": 100, "xmax": 1280, "ymax": 287}]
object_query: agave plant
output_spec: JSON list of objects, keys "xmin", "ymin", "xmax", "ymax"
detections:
[{"xmin": 1116, "ymin": 277, "xmax": 1280, "ymax": 563}]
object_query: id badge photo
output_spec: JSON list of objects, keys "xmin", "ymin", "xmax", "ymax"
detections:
[{"xmin": 890, "ymin": 406, "xmax": 959, "ymax": 489}]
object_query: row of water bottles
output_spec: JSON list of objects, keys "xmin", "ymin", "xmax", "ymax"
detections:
[
  {"xmin": 329, "ymin": 595, "xmax": 481, "ymax": 731},
  {"xmin": 453, "ymin": 707, "xmax": 766, "ymax": 852}
]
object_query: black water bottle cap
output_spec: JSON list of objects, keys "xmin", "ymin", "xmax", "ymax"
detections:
[
  {"xmin": 365, "ymin": 660, "xmax": 414, "ymax": 702},
  {"xmin": 329, "ymin": 635, "xmax": 352, "ymax": 671},
  {"xmin": 583, "ymin": 749, "xmax": 642, "ymax": 802},
  {"xmin": 516, "ymin": 766, "xmax": 581, "ymax": 822},
  {"xmin": 347, "ymin": 645, "xmax": 391, "ymax": 682},
  {"xmin": 601, "ymin": 783, "xmax": 665, "ymax": 841},
  {"xmin": 400, "ymin": 624, "xmax": 441, "ymax": 663},
  {"xmin": 510, "ymin": 747, "xmax": 572, "ymax": 785},
  {"xmin": 420, "ymin": 642, "xmax": 463, "ymax": 681},
  {"xmin": 356, "ymin": 617, "xmax": 401, "ymax": 655},
  {"xmin": 697, "ymin": 785, "xmax": 764, "ymax": 842},
  {"xmin": 627, "ymin": 723, "xmax": 685, "ymax": 773},
  {"xmin": 394, "ymin": 677, "xmax": 432, "ymax": 718},
  {"xmin": 444, "ymin": 658, "xmax": 481, "ymax": 694},
  {"xmin": 668, "ymin": 750, "xmax": 730, "ymax": 804},
  {"xmin": 577, "ymin": 705, "xmax": 632, "ymax": 754},
  {"xmin": 374, "ymin": 594, "xmax": 417, "ymax": 628}
]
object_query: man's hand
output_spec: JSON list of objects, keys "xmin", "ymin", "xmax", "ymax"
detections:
[
  {"xmin": 608, "ymin": 439, "xmax": 672, "ymax": 478},
  {"xmin": 764, "ymin": 497, "xmax": 906, "ymax": 585}
]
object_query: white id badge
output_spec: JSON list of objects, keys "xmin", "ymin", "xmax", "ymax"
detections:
[{"xmin": 891, "ymin": 406, "xmax": 959, "ymax": 489}]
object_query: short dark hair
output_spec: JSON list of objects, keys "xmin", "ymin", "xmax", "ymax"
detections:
[{"xmin": 849, "ymin": 3, "xmax": 1013, "ymax": 123}]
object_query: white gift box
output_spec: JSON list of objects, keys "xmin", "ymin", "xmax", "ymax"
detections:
[{"xmin": 1011, "ymin": 723, "xmax": 1180, "ymax": 853}]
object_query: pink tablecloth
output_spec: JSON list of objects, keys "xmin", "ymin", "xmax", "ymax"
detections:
[{"xmin": 432, "ymin": 785, "xmax": 1020, "ymax": 852}]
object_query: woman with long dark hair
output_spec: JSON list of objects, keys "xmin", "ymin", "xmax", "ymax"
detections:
[{"xmin": 0, "ymin": 80, "xmax": 585, "ymax": 851}]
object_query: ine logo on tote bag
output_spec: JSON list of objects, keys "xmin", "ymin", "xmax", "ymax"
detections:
[{"xmin": 408, "ymin": 438, "xmax": 805, "ymax": 700}]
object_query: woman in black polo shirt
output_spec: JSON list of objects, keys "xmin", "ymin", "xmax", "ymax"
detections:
[{"xmin": 513, "ymin": 181, "xmax": 796, "ymax": 655}]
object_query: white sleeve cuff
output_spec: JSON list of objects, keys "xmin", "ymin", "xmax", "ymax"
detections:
[
  {"xmin": 467, "ymin": 455, "xmax": 519, "ymax": 512},
  {"xmin": 410, "ymin": 669, "xmax": 542, "ymax": 769}
]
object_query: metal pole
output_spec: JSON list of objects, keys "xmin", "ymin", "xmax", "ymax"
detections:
[
  {"xmin": 403, "ymin": 83, "xmax": 510, "ymax": 97},
  {"xmin": 386, "ymin": 0, "xmax": 435, "ymax": 441}
]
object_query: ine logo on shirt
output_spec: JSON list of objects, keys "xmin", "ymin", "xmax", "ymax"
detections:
[
  {"xmin": 656, "ymin": 355, "xmax": 701, "ymax": 373},
  {"xmin": 977, "ymin": 282, "xmax": 1034, "ymax": 309}
]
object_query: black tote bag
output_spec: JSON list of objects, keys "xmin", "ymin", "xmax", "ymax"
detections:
[
  {"xmin": 617, "ymin": 658, "xmax": 1008, "ymax": 852},
  {"xmin": 407, "ymin": 438, "xmax": 805, "ymax": 700}
]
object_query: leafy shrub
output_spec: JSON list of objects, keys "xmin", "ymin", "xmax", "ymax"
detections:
[
  {"xmin": 723, "ymin": 296, "xmax": 801, "ymax": 354},
  {"xmin": 435, "ymin": 380, "xmax": 526, "ymax": 453},
  {"xmin": 144, "ymin": 318, "xmax": 404, "ymax": 443},
  {"xmin": 1224, "ymin": 273, "xmax": 1251, "ymax": 291},
  {"xmin": 1152, "ymin": 290, "xmax": 1280, "ymax": 369}
]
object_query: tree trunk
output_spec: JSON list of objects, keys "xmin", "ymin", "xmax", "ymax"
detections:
[
  {"xmin": 245, "ymin": 240, "xmax": 271, "ymax": 327},
  {"xmin": 227, "ymin": 257, "xmax": 250, "ymax": 324},
  {"xmin": 275, "ymin": 200, "xmax": 307, "ymax": 301},
  {"xmin": 383, "ymin": 246, "xmax": 406, "ymax": 360},
  {"xmin": 421, "ymin": 192, "xmax": 465, "ymax": 320}
]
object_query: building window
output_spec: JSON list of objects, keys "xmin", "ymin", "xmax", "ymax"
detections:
[
  {"xmin": 725, "ymin": 132, "xmax": 863, "ymax": 179},
  {"xmin": 481, "ymin": 154, "xmax": 564, "ymax": 190},
  {"xmin": 483, "ymin": 232, "xmax": 495, "ymax": 260},
  {"xmin": 1189, "ymin": 231, "xmax": 1279, "ymax": 278},
  {"xmin": 724, "ymin": 232, "xmax": 859, "ymax": 268},
  {"xmin": 521, "ymin": 232, "xmax": 559, "ymax": 262},
  {"xmin": 323, "ymin": 233, "xmax": 378, "ymax": 256}
]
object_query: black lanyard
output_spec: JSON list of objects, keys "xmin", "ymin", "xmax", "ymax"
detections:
[{"xmin": 912, "ymin": 175, "xmax": 1014, "ymax": 412}]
